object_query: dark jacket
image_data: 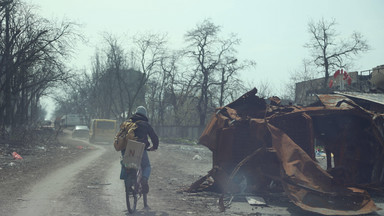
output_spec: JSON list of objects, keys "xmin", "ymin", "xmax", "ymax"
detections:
[{"xmin": 129, "ymin": 113, "xmax": 159, "ymax": 150}]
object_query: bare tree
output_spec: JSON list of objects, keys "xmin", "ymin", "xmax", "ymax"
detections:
[
  {"xmin": 184, "ymin": 19, "xmax": 244, "ymax": 126},
  {"xmin": 55, "ymin": 33, "xmax": 167, "ymax": 122},
  {"xmin": 146, "ymin": 53, "xmax": 173, "ymax": 126},
  {"xmin": 162, "ymin": 51, "xmax": 200, "ymax": 126},
  {"xmin": 0, "ymin": 0, "xmax": 79, "ymax": 127},
  {"xmin": 254, "ymin": 80, "xmax": 272, "ymax": 99},
  {"xmin": 127, "ymin": 33, "xmax": 167, "ymax": 117},
  {"xmin": 216, "ymin": 59, "xmax": 256, "ymax": 106},
  {"xmin": 85, "ymin": 36, "xmax": 145, "ymax": 120},
  {"xmin": 103, "ymin": 34, "xmax": 128, "ymax": 120},
  {"xmin": 54, "ymin": 70, "xmax": 89, "ymax": 119},
  {"xmin": 305, "ymin": 18, "xmax": 369, "ymax": 88},
  {"xmin": 279, "ymin": 59, "xmax": 317, "ymax": 101}
]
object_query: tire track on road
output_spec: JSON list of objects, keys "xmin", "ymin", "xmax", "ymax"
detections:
[{"xmin": 13, "ymin": 141, "xmax": 106, "ymax": 216}]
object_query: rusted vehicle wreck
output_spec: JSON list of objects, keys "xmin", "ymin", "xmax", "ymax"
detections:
[{"xmin": 191, "ymin": 88, "xmax": 384, "ymax": 215}]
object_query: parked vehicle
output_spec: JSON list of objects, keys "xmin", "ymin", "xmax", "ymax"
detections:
[
  {"xmin": 72, "ymin": 125, "xmax": 90, "ymax": 139},
  {"xmin": 43, "ymin": 119, "xmax": 52, "ymax": 126},
  {"xmin": 60, "ymin": 114, "xmax": 87, "ymax": 127},
  {"xmin": 89, "ymin": 119, "xmax": 117, "ymax": 143}
]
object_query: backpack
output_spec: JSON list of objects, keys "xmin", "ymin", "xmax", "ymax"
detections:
[{"xmin": 113, "ymin": 120, "xmax": 140, "ymax": 151}]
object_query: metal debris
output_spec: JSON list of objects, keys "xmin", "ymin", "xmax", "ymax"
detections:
[
  {"xmin": 192, "ymin": 88, "xmax": 384, "ymax": 215},
  {"xmin": 246, "ymin": 196, "xmax": 266, "ymax": 206}
]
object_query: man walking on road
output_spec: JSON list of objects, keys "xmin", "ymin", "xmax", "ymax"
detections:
[{"xmin": 119, "ymin": 106, "xmax": 159, "ymax": 209}]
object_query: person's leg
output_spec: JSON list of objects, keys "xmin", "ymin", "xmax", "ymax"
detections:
[
  {"xmin": 141, "ymin": 150, "xmax": 151, "ymax": 180},
  {"xmin": 141, "ymin": 150, "xmax": 151, "ymax": 208}
]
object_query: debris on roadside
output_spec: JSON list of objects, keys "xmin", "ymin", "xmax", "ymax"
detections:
[
  {"xmin": 188, "ymin": 88, "xmax": 384, "ymax": 215},
  {"xmin": 12, "ymin": 152, "xmax": 23, "ymax": 160},
  {"xmin": 75, "ymin": 145, "xmax": 95, "ymax": 150},
  {"xmin": 36, "ymin": 146, "xmax": 46, "ymax": 151},
  {"xmin": 246, "ymin": 196, "xmax": 266, "ymax": 206},
  {"xmin": 192, "ymin": 155, "xmax": 202, "ymax": 160}
]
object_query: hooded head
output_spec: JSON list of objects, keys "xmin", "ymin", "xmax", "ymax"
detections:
[{"xmin": 135, "ymin": 106, "xmax": 147, "ymax": 117}]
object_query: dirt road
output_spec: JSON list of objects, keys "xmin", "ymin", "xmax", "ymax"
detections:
[
  {"xmin": 2, "ymin": 134, "xmax": 224, "ymax": 216},
  {"xmin": 2, "ymin": 133, "xmax": 384, "ymax": 216}
]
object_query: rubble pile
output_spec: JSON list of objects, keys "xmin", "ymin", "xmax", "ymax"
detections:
[{"xmin": 191, "ymin": 88, "xmax": 384, "ymax": 215}]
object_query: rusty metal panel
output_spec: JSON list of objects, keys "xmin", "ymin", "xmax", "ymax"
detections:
[
  {"xmin": 269, "ymin": 112, "xmax": 315, "ymax": 160},
  {"xmin": 336, "ymin": 91, "xmax": 384, "ymax": 106},
  {"xmin": 268, "ymin": 123, "xmax": 379, "ymax": 215},
  {"xmin": 317, "ymin": 94, "xmax": 355, "ymax": 109},
  {"xmin": 196, "ymin": 89, "xmax": 384, "ymax": 215},
  {"xmin": 335, "ymin": 91, "xmax": 384, "ymax": 113}
]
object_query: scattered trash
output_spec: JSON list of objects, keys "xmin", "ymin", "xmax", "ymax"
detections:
[
  {"xmin": 12, "ymin": 152, "xmax": 23, "ymax": 160},
  {"xmin": 36, "ymin": 146, "xmax": 46, "ymax": 151},
  {"xmin": 90, "ymin": 182, "xmax": 111, "ymax": 186},
  {"xmin": 8, "ymin": 162, "xmax": 15, "ymax": 166},
  {"xmin": 192, "ymin": 155, "xmax": 202, "ymax": 160},
  {"xmin": 76, "ymin": 146, "xmax": 84, "ymax": 150},
  {"xmin": 246, "ymin": 196, "xmax": 266, "ymax": 206},
  {"xmin": 17, "ymin": 198, "xmax": 28, "ymax": 201},
  {"xmin": 60, "ymin": 146, "xmax": 68, "ymax": 150},
  {"xmin": 98, "ymin": 183, "xmax": 111, "ymax": 185}
]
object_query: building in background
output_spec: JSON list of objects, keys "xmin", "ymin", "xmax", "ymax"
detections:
[{"xmin": 295, "ymin": 65, "xmax": 383, "ymax": 106}]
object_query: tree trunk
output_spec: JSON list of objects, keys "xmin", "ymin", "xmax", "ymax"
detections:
[
  {"xmin": 4, "ymin": 4, "xmax": 12, "ymax": 126},
  {"xmin": 219, "ymin": 68, "xmax": 225, "ymax": 107},
  {"xmin": 323, "ymin": 56, "xmax": 329, "ymax": 89}
]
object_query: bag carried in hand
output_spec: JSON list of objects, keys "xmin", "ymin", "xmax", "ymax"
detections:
[{"xmin": 113, "ymin": 120, "xmax": 139, "ymax": 151}]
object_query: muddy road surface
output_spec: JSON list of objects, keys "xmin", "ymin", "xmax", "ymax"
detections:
[{"xmin": 1, "ymin": 131, "xmax": 383, "ymax": 216}]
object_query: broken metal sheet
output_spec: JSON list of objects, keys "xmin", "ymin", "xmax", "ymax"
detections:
[
  {"xmin": 335, "ymin": 91, "xmax": 384, "ymax": 106},
  {"xmin": 316, "ymin": 94, "xmax": 356, "ymax": 109},
  {"xmin": 269, "ymin": 123, "xmax": 379, "ymax": 215},
  {"xmin": 196, "ymin": 88, "xmax": 383, "ymax": 215},
  {"xmin": 335, "ymin": 91, "xmax": 384, "ymax": 113}
]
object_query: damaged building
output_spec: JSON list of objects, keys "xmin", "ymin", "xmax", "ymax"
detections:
[
  {"xmin": 295, "ymin": 65, "xmax": 384, "ymax": 106},
  {"xmin": 190, "ymin": 88, "xmax": 384, "ymax": 215}
]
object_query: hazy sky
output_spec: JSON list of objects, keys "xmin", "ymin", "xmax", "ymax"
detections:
[{"xmin": 28, "ymin": 0, "xmax": 384, "ymax": 96}]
